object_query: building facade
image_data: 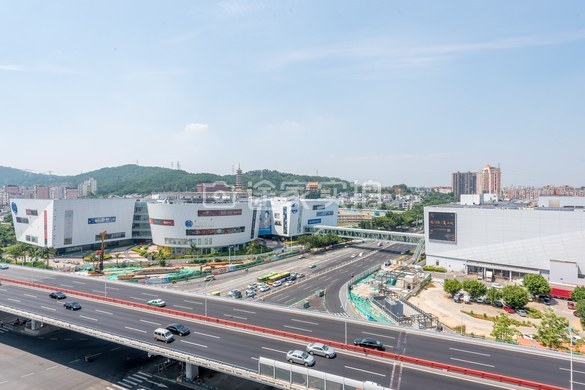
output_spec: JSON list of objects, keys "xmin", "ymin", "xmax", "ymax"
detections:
[
  {"xmin": 452, "ymin": 171, "xmax": 477, "ymax": 198},
  {"xmin": 476, "ymin": 164, "xmax": 501, "ymax": 195}
]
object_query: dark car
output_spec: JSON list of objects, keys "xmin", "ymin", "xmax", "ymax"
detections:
[
  {"xmin": 494, "ymin": 301, "xmax": 504, "ymax": 308},
  {"xmin": 64, "ymin": 301, "xmax": 82, "ymax": 311},
  {"xmin": 49, "ymin": 291, "xmax": 67, "ymax": 300},
  {"xmin": 354, "ymin": 338, "xmax": 384, "ymax": 351},
  {"xmin": 166, "ymin": 323, "xmax": 190, "ymax": 336}
]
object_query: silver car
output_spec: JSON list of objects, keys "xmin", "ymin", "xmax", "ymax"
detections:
[
  {"xmin": 286, "ymin": 350, "xmax": 315, "ymax": 367},
  {"xmin": 306, "ymin": 342, "xmax": 336, "ymax": 358}
]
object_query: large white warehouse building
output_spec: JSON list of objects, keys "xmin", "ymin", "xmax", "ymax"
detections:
[{"xmin": 425, "ymin": 203, "xmax": 585, "ymax": 285}]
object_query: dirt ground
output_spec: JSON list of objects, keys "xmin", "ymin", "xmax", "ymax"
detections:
[{"xmin": 409, "ymin": 280, "xmax": 584, "ymax": 340}]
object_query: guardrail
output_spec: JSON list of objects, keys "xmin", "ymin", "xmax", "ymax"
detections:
[{"xmin": 0, "ymin": 276, "xmax": 567, "ymax": 390}]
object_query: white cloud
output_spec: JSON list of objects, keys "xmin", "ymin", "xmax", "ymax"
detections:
[
  {"xmin": 265, "ymin": 30, "xmax": 585, "ymax": 74},
  {"xmin": 0, "ymin": 64, "xmax": 23, "ymax": 72},
  {"xmin": 177, "ymin": 123, "xmax": 209, "ymax": 139},
  {"xmin": 217, "ymin": 0, "xmax": 265, "ymax": 18}
]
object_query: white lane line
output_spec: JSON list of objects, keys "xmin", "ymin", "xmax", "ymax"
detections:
[
  {"xmin": 21, "ymin": 373, "xmax": 34, "ymax": 378},
  {"xmin": 60, "ymin": 284, "xmax": 74, "ymax": 288},
  {"xmin": 223, "ymin": 314, "xmax": 247, "ymax": 320},
  {"xmin": 140, "ymin": 319, "xmax": 161, "ymax": 326},
  {"xmin": 0, "ymin": 381, "xmax": 7, "ymax": 385},
  {"xmin": 44, "ymin": 277, "xmax": 56, "ymax": 280},
  {"xmin": 41, "ymin": 306, "xmax": 57, "ymax": 311},
  {"xmin": 23, "ymin": 293, "xmax": 37, "ymax": 298},
  {"xmin": 262, "ymin": 347, "xmax": 287, "ymax": 354},
  {"xmin": 110, "ymin": 347, "xmax": 121, "ymax": 351},
  {"xmin": 251, "ymin": 357, "xmax": 259, "ymax": 361},
  {"xmin": 72, "ymin": 281, "xmax": 85, "ymax": 285},
  {"xmin": 180, "ymin": 340, "xmax": 208, "ymax": 348},
  {"xmin": 107, "ymin": 287, "xmax": 120, "ymax": 290},
  {"xmin": 191, "ymin": 331, "xmax": 220, "ymax": 339},
  {"xmin": 329, "ymin": 278, "xmax": 339, "ymax": 283},
  {"xmin": 112, "ymin": 384, "xmax": 129, "ymax": 390},
  {"xmin": 129, "ymin": 296, "xmax": 144, "ymax": 301},
  {"xmin": 92, "ymin": 290, "xmax": 106, "ymax": 294},
  {"xmin": 115, "ymin": 382, "xmax": 131, "ymax": 389},
  {"xmin": 121, "ymin": 378, "xmax": 138, "ymax": 386},
  {"xmin": 361, "ymin": 331, "xmax": 396, "ymax": 340},
  {"xmin": 284, "ymin": 325, "xmax": 312, "ymax": 333},
  {"xmin": 275, "ymin": 295, "xmax": 289, "ymax": 302},
  {"xmin": 125, "ymin": 326, "xmax": 147, "ymax": 333},
  {"xmin": 0, "ymin": 288, "xmax": 6, "ymax": 292},
  {"xmin": 573, "ymin": 381, "xmax": 585, "ymax": 387},
  {"xmin": 291, "ymin": 318, "xmax": 319, "ymax": 326},
  {"xmin": 449, "ymin": 347, "xmax": 491, "ymax": 357},
  {"xmin": 129, "ymin": 375, "xmax": 143, "ymax": 382},
  {"xmin": 141, "ymin": 292, "xmax": 158, "ymax": 297},
  {"xmin": 95, "ymin": 309, "xmax": 113, "ymax": 315},
  {"xmin": 138, "ymin": 371, "xmax": 152, "ymax": 377},
  {"xmin": 46, "ymin": 365, "xmax": 59, "ymax": 371},
  {"xmin": 64, "ymin": 338, "xmax": 73, "ymax": 341},
  {"xmin": 80, "ymin": 315, "xmax": 98, "ymax": 322},
  {"xmin": 450, "ymin": 358, "xmax": 495, "ymax": 368},
  {"xmin": 560, "ymin": 368, "xmax": 585, "ymax": 375},
  {"xmin": 7, "ymin": 298, "xmax": 21, "ymax": 302},
  {"xmin": 184, "ymin": 300, "xmax": 203, "ymax": 305},
  {"xmin": 134, "ymin": 374, "xmax": 149, "ymax": 380},
  {"xmin": 173, "ymin": 305, "xmax": 193, "ymax": 310},
  {"xmin": 344, "ymin": 366, "xmax": 386, "ymax": 377},
  {"xmin": 233, "ymin": 308, "xmax": 256, "ymax": 314},
  {"xmin": 69, "ymin": 359, "xmax": 81, "ymax": 363}
]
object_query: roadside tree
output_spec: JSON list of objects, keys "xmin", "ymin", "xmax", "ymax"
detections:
[
  {"xmin": 491, "ymin": 313, "xmax": 519, "ymax": 343},
  {"xmin": 523, "ymin": 274, "xmax": 551, "ymax": 297},
  {"xmin": 487, "ymin": 287, "xmax": 502, "ymax": 305},
  {"xmin": 536, "ymin": 309, "xmax": 569, "ymax": 349},
  {"xmin": 501, "ymin": 285, "xmax": 529, "ymax": 309},
  {"xmin": 462, "ymin": 280, "xmax": 487, "ymax": 299},
  {"xmin": 576, "ymin": 301, "xmax": 585, "ymax": 326},
  {"xmin": 571, "ymin": 287, "xmax": 585, "ymax": 302},
  {"xmin": 443, "ymin": 279, "xmax": 462, "ymax": 297}
]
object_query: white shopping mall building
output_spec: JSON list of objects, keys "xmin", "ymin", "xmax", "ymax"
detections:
[
  {"xmin": 424, "ymin": 197, "xmax": 585, "ymax": 285},
  {"xmin": 10, "ymin": 194, "xmax": 338, "ymax": 255}
]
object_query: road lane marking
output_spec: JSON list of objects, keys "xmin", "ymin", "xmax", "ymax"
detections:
[
  {"xmin": 450, "ymin": 358, "xmax": 495, "ymax": 368},
  {"xmin": 72, "ymin": 281, "xmax": 86, "ymax": 285},
  {"xmin": 80, "ymin": 315, "xmax": 98, "ymax": 321},
  {"xmin": 7, "ymin": 298, "xmax": 21, "ymax": 302},
  {"xmin": 107, "ymin": 287, "xmax": 120, "ymax": 290},
  {"xmin": 449, "ymin": 347, "xmax": 491, "ymax": 357},
  {"xmin": 180, "ymin": 340, "xmax": 208, "ymax": 348},
  {"xmin": 251, "ymin": 357, "xmax": 259, "ymax": 361},
  {"xmin": 291, "ymin": 318, "xmax": 319, "ymax": 325},
  {"xmin": 110, "ymin": 347, "xmax": 121, "ymax": 351},
  {"xmin": 560, "ymin": 368, "xmax": 585, "ymax": 375},
  {"xmin": 92, "ymin": 290, "xmax": 106, "ymax": 294},
  {"xmin": 125, "ymin": 326, "xmax": 147, "ymax": 333},
  {"xmin": 233, "ymin": 308, "xmax": 256, "ymax": 314},
  {"xmin": 173, "ymin": 305, "xmax": 193, "ymax": 310},
  {"xmin": 122, "ymin": 378, "xmax": 138, "ymax": 386},
  {"xmin": 41, "ymin": 306, "xmax": 57, "ymax": 311},
  {"xmin": 184, "ymin": 300, "xmax": 203, "ymax": 305},
  {"xmin": 329, "ymin": 278, "xmax": 339, "ymax": 283},
  {"xmin": 138, "ymin": 371, "xmax": 152, "ymax": 377},
  {"xmin": 262, "ymin": 347, "xmax": 287, "ymax": 354},
  {"xmin": 141, "ymin": 292, "xmax": 158, "ymax": 297},
  {"xmin": 284, "ymin": 325, "xmax": 312, "ymax": 333},
  {"xmin": 23, "ymin": 293, "xmax": 37, "ymax": 298},
  {"xmin": 361, "ymin": 331, "xmax": 396, "ymax": 340},
  {"xmin": 69, "ymin": 359, "xmax": 81, "ymax": 363},
  {"xmin": 95, "ymin": 309, "xmax": 113, "ymax": 315},
  {"xmin": 140, "ymin": 319, "xmax": 162, "ymax": 326},
  {"xmin": 0, "ymin": 288, "xmax": 6, "ymax": 292},
  {"xmin": 60, "ymin": 284, "xmax": 74, "ymax": 288},
  {"xmin": 223, "ymin": 314, "xmax": 247, "ymax": 320},
  {"xmin": 114, "ymin": 383, "xmax": 131, "ymax": 389},
  {"xmin": 129, "ymin": 375, "xmax": 143, "ymax": 382},
  {"xmin": 344, "ymin": 366, "xmax": 386, "ymax": 377},
  {"xmin": 191, "ymin": 331, "xmax": 220, "ymax": 339},
  {"xmin": 46, "ymin": 365, "xmax": 59, "ymax": 370},
  {"xmin": 134, "ymin": 374, "xmax": 149, "ymax": 380},
  {"xmin": 21, "ymin": 373, "xmax": 34, "ymax": 378},
  {"xmin": 129, "ymin": 296, "xmax": 144, "ymax": 301}
]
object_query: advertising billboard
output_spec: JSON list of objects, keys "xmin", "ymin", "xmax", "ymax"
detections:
[
  {"xmin": 428, "ymin": 212, "xmax": 456, "ymax": 243},
  {"xmin": 258, "ymin": 209, "xmax": 272, "ymax": 235}
]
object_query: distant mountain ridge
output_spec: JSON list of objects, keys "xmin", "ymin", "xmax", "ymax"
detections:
[{"xmin": 0, "ymin": 164, "xmax": 351, "ymax": 196}]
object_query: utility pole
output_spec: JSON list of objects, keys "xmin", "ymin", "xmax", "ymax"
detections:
[{"xmin": 99, "ymin": 231, "xmax": 106, "ymax": 272}]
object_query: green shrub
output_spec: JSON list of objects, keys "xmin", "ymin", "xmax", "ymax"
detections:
[{"xmin": 423, "ymin": 265, "xmax": 447, "ymax": 273}]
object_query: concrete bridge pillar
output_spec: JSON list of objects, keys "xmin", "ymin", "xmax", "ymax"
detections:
[
  {"xmin": 30, "ymin": 319, "xmax": 41, "ymax": 331},
  {"xmin": 185, "ymin": 363, "xmax": 199, "ymax": 381}
]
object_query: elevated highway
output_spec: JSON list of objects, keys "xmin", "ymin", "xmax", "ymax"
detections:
[{"xmin": 0, "ymin": 266, "xmax": 580, "ymax": 389}]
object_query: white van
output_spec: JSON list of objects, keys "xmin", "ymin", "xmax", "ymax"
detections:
[
  {"xmin": 204, "ymin": 275, "xmax": 215, "ymax": 282},
  {"xmin": 153, "ymin": 328, "xmax": 174, "ymax": 343}
]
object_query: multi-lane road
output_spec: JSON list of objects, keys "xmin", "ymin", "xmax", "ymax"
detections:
[{"xmin": 0, "ymin": 254, "xmax": 583, "ymax": 389}]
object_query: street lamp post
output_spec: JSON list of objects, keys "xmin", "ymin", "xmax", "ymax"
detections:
[{"xmin": 569, "ymin": 326, "xmax": 574, "ymax": 390}]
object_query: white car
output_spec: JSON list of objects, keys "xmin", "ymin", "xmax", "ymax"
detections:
[
  {"xmin": 351, "ymin": 254, "xmax": 357, "ymax": 258},
  {"xmin": 259, "ymin": 285, "xmax": 270, "ymax": 292},
  {"xmin": 247, "ymin": 283, "xmax": 258, "ymax": 290},
  {"xmin": 491, "ymin": 283, "xmax": 504, "ymax": 289},
  {"xmin": 273, "ymin": 280, "xmax": 282, "ymax": 287},
  {"xmin": 147, "ymin": 299, "xmax": 166, "ymax": 307},
  {"xmin": 522, "ymin": 333, "xmax": 534, "ymax": 340}
]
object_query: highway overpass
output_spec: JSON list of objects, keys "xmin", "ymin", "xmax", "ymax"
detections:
[{"xmin": 0, "ymin": 266, "xmax": 580, "ymax": 389}]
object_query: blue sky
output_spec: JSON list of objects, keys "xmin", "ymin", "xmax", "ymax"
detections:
[{"xmin": 1, "ymin": 1, "xmax": 584, "ymax": 187}]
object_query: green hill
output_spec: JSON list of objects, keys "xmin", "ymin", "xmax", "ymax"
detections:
[{"xmin": 0, "ymin": 165, "xmax": 351, "ymax": 196}]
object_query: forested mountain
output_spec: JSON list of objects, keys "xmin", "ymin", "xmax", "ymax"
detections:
[{"xmin": 0, "ymin": 165, "xmax": 351, "ymax": 196}]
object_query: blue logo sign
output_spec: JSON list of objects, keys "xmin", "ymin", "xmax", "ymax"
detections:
[
  {"xmin": 308, "ymin": 218, "xmax": 322, "ymax": 225},
  {"xmin": 291, "ymin": 203, "xmax": 298, "ymax": 214},
  {"xmin": 11, "ymin": 202, "xmax": 17, "ymax": 214},
  {"xmin": 88, "ymin": 216, "xmax": 116, "ymax": 224},
  {"xmin": 185, "ymin": 220, "xmax": 193, "ymax": 228}
]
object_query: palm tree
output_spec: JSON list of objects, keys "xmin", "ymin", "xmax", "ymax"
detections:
[
  {"xmin": 114, "ymin": 253, "xmax": 121, "ymax": 267},
  {"xmin": 39, "ymin": 247, "xmax": 56, "ymax": 268}
]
